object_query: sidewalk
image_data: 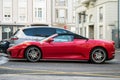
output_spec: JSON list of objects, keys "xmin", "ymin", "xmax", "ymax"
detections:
[{"xmin": 116, "ymin": 48, "xmax": 120, "ymax": 52}]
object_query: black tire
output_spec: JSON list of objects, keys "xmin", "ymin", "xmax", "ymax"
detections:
[
  {"xmin": 90, "ymin": 48, "xmax": 107, "ymax": 64},
  {"xmin": 25, "ymin": 46, "xmax": 41, "ymax": 62}
]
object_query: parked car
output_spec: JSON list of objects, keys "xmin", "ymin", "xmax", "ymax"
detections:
[
  {"xmin": 0, "ymin": 39, "xmax": 10, "ymax": 53},
  {"xmin": 10, "ymin": 26, "xmax": 73, "ymax": 47},
  {"xmin": 7, "ymin": 33, "xmax": 115, "ymax": 64}
]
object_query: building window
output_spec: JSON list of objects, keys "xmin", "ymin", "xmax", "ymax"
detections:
[
  {"xmin": 3, "ymin": 0, "xmax": 12, "ymax": 21},
  {"xmin": 18, "ymin": 8, "xmax": 27, "ymax": 21},
  {"xmin": 56, "ymin": 0, "xmax": 67, "ymax": 6},
  {"xmin": 80, "ymin": 28, "xmax": 83, "ymax": 35},
  {"xmin": 89, "ymin": 15, "xmax": 93, "ymax": 23},
  {"xmin": 35, "ymin": 8, "xmax": 42, "ymax": 20},
  {"xmin": 99, "ymin": 26, "xmax": 103, "ymax": 39},
  {"xmin": 56, "ymin": 9, "xmax": 59, "ymax": 19},
  {"xmin": 56, "ymin": 9, "xmax": 67, "ymax": 23},
  {"xmin": 38, "ymin": 8, "xmax": 42, "ymax": 18},
  {"xmin": 84, "ymin": 27, "xmax": 86, "ymax": 37},
  {"xmin": 2, "ymin": 26, "xmax": 13, "ymax": 39},
  {"xmin": 59, "ymin": 9, "xmax": 65, "ymax": 22},
  {"xmin": 4, "ymin": 15, "xmax": 10, "ymax": 17},
  {"xmin": 82, "ymin": 11, "xmax": 86, "ymax": 23},
  {"xmin": 33, "ymin": 0, "xmax": 46, "ymax": 22},
  {"xmin": 73, "ymin": 11, "xmax": 75, "ymax": 23},
  {"xmin": 78, "ymin": 13, "xmax": 81, "ymax": 23},
  {"xmin": 78, "ymin": 12, "xmax": 86, "ymax": 24},
  {"xmin": 18, "ymin": 0, "xmax": 27, "ymax": 22},
  {"xmin": 99, "ymin": 7, "xmax": 103, "ymax": 22}
]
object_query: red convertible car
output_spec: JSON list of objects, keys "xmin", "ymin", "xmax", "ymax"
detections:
[{"xmin": 7, "ymin": 33, "xmax": 115, "ymax": 64}]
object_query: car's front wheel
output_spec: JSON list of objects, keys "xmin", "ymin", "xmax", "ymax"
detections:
[
  {"xmin": 90, "ymin": 48, "xmax": 107, "ymax": 64},
  {"xmin": 25, "ymin": 46, "xmax": 41, "ymax": 62}
]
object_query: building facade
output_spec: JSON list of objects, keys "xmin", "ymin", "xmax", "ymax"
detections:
[
  {"xmin": 0, "ymin": 0, "xmax": 50, "ymax": 40},
  {"xmin": 0, "ymin": 0, "xmax": 118, "ymax": 44},
  {"xmin": 0, "ymin": 0, "xmax": 75, "ymax": 40},
  {"xmin": 52, "ymin": 0, "xmax": 76, "ymax": 32},
  {"xmin": 75, "ymin": 0, "xmax": 118, "ymax": 42}
]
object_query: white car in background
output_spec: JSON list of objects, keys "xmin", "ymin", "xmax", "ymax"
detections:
[{"xmin": 10, "ymin": 26, "xmax": 73, "ymax": 47}]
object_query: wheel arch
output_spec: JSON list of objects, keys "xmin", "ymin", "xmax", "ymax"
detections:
[
  {"xmin": 90, "ymin": 46, "xmax": 108, "ymax": 59},
  {"xmin": 24, "ymin": 45, "xmax": 43, "ymax": 59}
]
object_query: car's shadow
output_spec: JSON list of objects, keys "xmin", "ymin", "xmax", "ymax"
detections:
[{"xmin": 9, "ymin": 59, "xmax": 118, "ymax": 64}]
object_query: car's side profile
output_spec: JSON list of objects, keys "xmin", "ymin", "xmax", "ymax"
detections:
[{"xmin": 7, "ymin": 33, "xmax": 115, "ymax": 64}]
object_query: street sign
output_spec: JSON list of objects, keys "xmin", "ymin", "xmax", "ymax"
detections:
[{"xmin": 4, "ymin": 28, "xmax": 11, "ymax": 33}]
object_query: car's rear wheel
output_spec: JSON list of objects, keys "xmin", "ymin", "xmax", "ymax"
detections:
[
  {"xmin": 25, "ymin": 46, "xmax": 41, "ymax": 62},
  {"xmin": 90, "ymin": 48, "xmax": 107, "ymax": 64}
]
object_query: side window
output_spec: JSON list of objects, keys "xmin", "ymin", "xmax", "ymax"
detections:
[
  {"xmin": 34, "ymin": 28, "xmax": 55, "ymax": 37},
  {"xmin": 54, "ymin": 35, "xmax": 74, "ymax": 42},
  {"xmin": 23, "ymin": 28, "xmax": 56, "ymax": 37},
  {"xmin": 23, "ymin": 28, "xmax": 34, "ymax": 36}
]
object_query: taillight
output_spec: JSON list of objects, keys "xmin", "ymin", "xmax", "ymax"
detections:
[{"xmin": 11, "ymin": 38, "xmax": 18, "ymax": 40}]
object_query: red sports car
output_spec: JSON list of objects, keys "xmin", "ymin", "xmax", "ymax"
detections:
[{"xmin": 7, "ymin": 34, "xmax": 115, "ymax": 64}]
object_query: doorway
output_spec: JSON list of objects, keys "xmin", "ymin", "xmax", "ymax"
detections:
[
  {"xmin": 2, "ymin": 26, "xmax": 13, "ymax": 39},
  {"xmin": 89, "ymin": 25, "xmax": 94, "ymax": 39}
]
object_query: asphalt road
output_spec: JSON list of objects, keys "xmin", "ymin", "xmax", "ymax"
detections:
[{"xmin": 0, "ymin": 50, "xmax": 120, "ymax": 80}]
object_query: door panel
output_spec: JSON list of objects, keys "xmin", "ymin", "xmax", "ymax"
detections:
[
  {"xmin": 42, "ymin": 35, "xmax": 75, "ymax": 59},
  {"xmin": 42, "ymin": 34, "xmax": 88, "ymax": 60}
]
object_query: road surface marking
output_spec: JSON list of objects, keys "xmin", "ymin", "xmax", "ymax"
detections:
[{"xmin": 0, "ymin": 66, "xmax": 120, "ymax": 78}]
